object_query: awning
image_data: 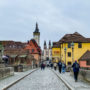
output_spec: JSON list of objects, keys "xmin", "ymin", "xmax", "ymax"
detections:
[
  {"xmin": 10, "ymin": 55, "xmax": 17, "ymax": 58},
  {"xmin": 19, "ymin": 55, "xmax": 27, "ymax": 58}
]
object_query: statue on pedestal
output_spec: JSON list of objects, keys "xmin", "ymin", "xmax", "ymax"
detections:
[{"xmin": 0, "ymin": 43, "xmax": 5, "ymax": 68}]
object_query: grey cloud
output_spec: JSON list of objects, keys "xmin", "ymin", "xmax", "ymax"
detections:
[{"xmin": 0, "ymin": 0, "xmax": 90, "ymax": 48}]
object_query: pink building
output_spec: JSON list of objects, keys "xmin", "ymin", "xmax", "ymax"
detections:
[{"xmin": 79, "ymin": 50, "xmax": 90, "ymax": 68}]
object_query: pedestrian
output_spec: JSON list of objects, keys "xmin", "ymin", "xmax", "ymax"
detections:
[
  {"xmin": 72, "ymin": 61, "xmax": 80, "ymax": 82},
  {"xmin": 43, "ymin": 63, "xmax": 46, "ymax": 70},
  {"xmin": 62, "ymin": 62, "xmax": 66, "ymax": 73},
  {"xmin": 58, "ymin": 61, "xmax": 62, "ymax": 73},
  {"xmin": 41, "ymin": 63, "xmax": 46, "ymax": 70},
  {"xmin": 35, "ymin": 64, "xmax": 38, "ymax": 68},
  {"xmin": 50, "ymin": 63, "xmax": 53, "ymax": 69},
  {"xmin": 54, "ymin": 62, "xmax": 57, "ymax": 70},
  {"xmin": 41, "ymin": 63, "xmax": 44, "ymax": 70}
]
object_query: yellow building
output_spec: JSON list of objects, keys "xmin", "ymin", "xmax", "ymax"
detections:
[
  {"xmin": 52, "ymin": 32, "xmax": 90, "ymax": 65},
  {"xmin": 52, "ymin": 42, "xmax": 60, "ymax": 63}
]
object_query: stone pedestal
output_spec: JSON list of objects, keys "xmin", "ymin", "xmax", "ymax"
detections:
[
  {"xmin": 0, "ymin": 43, "xmax": 14, "ymax": 79},
  {"xmin": 0, "ymin": 63, "xmax": 5, "ymax": 68}
]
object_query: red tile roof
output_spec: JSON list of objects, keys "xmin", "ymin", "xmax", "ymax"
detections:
[
  {"xmin": 59, "ymin": 32, "xmax": 90, "ymax": 43},
  {"xmin": 52, "ymin": 42, "xmax": 60, "ymax": 48},
  {"xmin": 79, "ymin": 50, "xmax": 90, "ymax": 61},
  {"xmin": 0, "ymin": 41, "xmax": 26, "ymax": 49}
]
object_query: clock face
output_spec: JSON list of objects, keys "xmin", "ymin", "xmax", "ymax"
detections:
[
  {"xmin": 35, "ymin": 35, "xmax": 40, "ymax": 39},
  {"xmin": 35, "ymin": 36, "xmax": 38, "ymax": 39}
]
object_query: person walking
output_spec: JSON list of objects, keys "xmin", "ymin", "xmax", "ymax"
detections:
[
  {"xmin": 62, "ymin": 62, "xmax": 66, "ymax": 73},
  {"xmin": 72, "ymin": 61, "xmax": 80, "ymax": 82},
  {"xmin": 50, "ymin": 62, "xmax": 53, "ymax": 69},
  {"xmin": 43, "ymin": 63, "xmax": 46, "ymax": 70},
  {"xmin": 58, "ymin": 61, "xmax": 62, "ymax": 73},
  {"xmin": 54, "ymin": 62, "xmax": 57, "ymax": 70},
  {"xmin": 41, "ymin": 63, "xmax": 44, "ymax": 70}
]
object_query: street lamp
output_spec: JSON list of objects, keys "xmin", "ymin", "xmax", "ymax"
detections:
[
  {"xmin": 71, "ymin": 42, "xmax": 74, "ymax": 64},
  {"xmin": 64, "ymin": 47, "xmax": 67, "ymax": 65}
]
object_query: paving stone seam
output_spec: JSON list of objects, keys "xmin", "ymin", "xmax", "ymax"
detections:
[
  {"xmin": 3, "ymin": 69, "xmax": 39, "ymax": 90},
  {"xmin": 51, "ymin": 69, "xmax": 75, "ymax": 90}
]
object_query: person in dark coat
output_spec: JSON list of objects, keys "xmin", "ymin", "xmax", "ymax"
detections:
[
  {"xmin": 58, "ymin": 61, "xmax": 62, "ymax": 73},
  {"xmin": 41, "ymin": 63, "xmax": 43, "ymax": 70},
  {"xmin": 41, "ymin": 63, "xmax": 45, "ymax": 70},
  {"xmin": 50, "ymin": 63, "xmax": 53, "ymax": 69},
  {"xmin": 72, "ymin": 61, "xmax": 80, "ymax": 82}
]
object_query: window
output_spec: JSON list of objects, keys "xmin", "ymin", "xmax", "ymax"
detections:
[
  {"xmin": 78, "ymin": 43, "xmax": 82, "ymax": 48},
  {"xmin": 54, "ymin": 51, "xmax": 60, "ymax": 55},
  {"xmin": 32, "ymin": 49, "xmax": 34, "ymax": 53},
  {"xmin": 68, "ymin": 43, "xmax": 71, "ymax": 48},
  {"xmin": 68, "ymin": 62, "xmax": 71, "ymax": 65},
  {"xmin": 87, "ymin": 61, "xmax": 90, "ymax": 65},
  {"xmin": 68, "ymin": 52, "xmax": 71, "ymax": 57},
  {"xmin": 46, "ymin": 51, "xmax": 48, "ymax": 55}
]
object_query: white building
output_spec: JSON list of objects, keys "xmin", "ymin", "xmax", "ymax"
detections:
[{"xmin": 42, "ymin": 41, "xmax": 52, "ymax": 61}]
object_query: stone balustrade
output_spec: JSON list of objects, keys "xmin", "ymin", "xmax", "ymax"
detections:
[
  {"xmin": 14, "ymin": 65, "xmax": 35, "ymax": 72},
  {"xmin": 0, "ymin": 67, "xmax": 14, "ymax": 79},
  {"xmin": 70, "ymin": 68, "xmax": 90, "ymax": 82}
]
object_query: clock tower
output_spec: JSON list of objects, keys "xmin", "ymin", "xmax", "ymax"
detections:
[{"xmin": 33, "ymin": 22, "xmax": 40, "ymax": 46}]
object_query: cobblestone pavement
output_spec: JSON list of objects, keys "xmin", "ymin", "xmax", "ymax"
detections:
[
  {"xmin": 8, "ymin": 68, "xmax": 69, "ymax": 90},
  {"xmin": 0, "ymin": 69, "xmax": 35, "ymax": 90},
  {"xmin": 53, "ymin": 69, "xmax": 90, "ymax": 90}
]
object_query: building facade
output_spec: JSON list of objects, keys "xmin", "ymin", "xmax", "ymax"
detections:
[
  {"xmin": 52, "ymin": 32, "xmax": 90, "ymax": 65},
  {"xmin": 0, "ymin": 41, "xmax": 35, "ymax": 66},
  {"xmin": 25, "ymin": 39, "xmax": 41, "ymax": 65},
  {"xmin": 79, "ymin": 50, "xmax": 90, "ymax": 68},
  {"xmin": 52, "ymin": 42, "xmax": 60, "ymax": 63},
  {"xmin": 42, "ymin": 41, "xmax": 52, "ymax": 61}
]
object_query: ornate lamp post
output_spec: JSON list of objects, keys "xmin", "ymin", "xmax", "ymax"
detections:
[
  {"xmin": 64, "ymin": 47, "xmax": 67, "ymax": 65},
  {"xmin": 71, "ymin": 42, "xmax": 74, "ymax": 64}
]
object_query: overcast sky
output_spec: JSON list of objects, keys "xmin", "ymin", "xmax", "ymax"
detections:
[{"xmin": 0, "ymin": 0, "xmax": 90, "ymax": 49}]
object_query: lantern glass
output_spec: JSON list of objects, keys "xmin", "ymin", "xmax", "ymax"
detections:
[{"xmin": 71, "ymin": 42, "xmax": 74, "ymax": 47}]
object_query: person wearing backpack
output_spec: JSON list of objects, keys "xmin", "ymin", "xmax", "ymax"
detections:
[
  {"xmin": 58, "ymin": 61, "xmax": 62, "ymax": 73},
  {"xmin": 72, "ymin": 61, "xmax": 80, "ymax": 82}
]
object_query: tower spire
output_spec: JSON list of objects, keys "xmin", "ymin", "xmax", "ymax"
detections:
[
  {"xmin": 34, "ymin": 22, "xmax": 39, "ymax": 33},
  {"xmin": 49, "ymin": 40, "xmax": 51, "ymax": 49},
  {"xmin": 33, "ymin": 22, "xmax": 40, "ymax": 46},
  {"xmin": 44, "ymin": 41, "xmax": 47, "ymax": 49},
  {"xmin": 49, "ymin": 40, "xmax": 51, "ymax": 45}
]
